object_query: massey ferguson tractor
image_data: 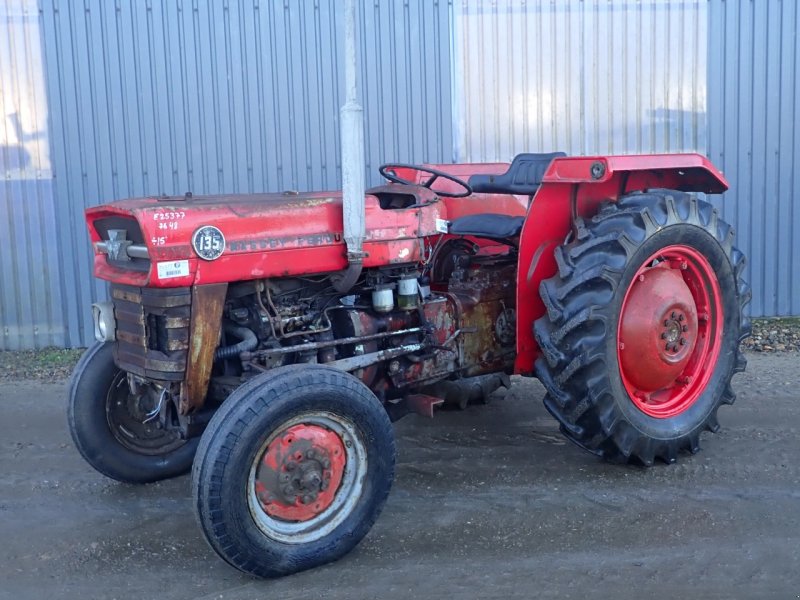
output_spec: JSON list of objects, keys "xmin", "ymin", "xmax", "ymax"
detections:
[{"xmin": 68, "ymin": 152, "xmax": 749, "ymax": 578}]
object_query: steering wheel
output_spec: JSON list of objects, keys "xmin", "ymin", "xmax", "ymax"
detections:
[{"xmin": 379, "ymin": 163, "xmax": 473, "ymax": 198}]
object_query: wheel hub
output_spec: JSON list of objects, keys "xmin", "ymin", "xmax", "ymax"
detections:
[
  {"xmin": 619, "ymin": 266, "xmax": 698, "ymax": 393},
  {"xmin": 254, "ymin": 424, "xmax": 346, "ymax": 522},
  {"xmin": 617, "ymin": 245, "xmax": 724, "ymax": 419}
]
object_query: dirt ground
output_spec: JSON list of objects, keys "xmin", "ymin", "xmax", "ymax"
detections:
[{"xmin": 1, "ymin": 352, "xmax": 799, "ymax": 600}]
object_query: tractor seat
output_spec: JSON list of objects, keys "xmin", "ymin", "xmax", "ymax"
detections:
[
  {"xmin": 449, "ymin": 213, "xmax": 524, "ymax": 241},
  {"xmin": 468, "ymin": 152, "xmax": 566, "ymax": 195}
]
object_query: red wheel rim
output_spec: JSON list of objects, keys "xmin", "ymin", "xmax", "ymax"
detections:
[
  {"xmin": 617, "ymin": 245, "xmax": 723, "ymax": 418},
  {"xmin": 253, "ymin": 423, "xmax": 347, "ymax": 522}
]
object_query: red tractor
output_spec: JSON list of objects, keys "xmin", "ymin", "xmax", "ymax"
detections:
[{"xmin": 69, "ymin": 152, "xmax": 749, "ymax": 577}]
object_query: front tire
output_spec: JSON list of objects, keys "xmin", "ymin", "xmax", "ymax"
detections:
[
  {"xmin": 68, "ymin": 342, "xmax": 198, "ymax": 483},
  {"xmin": 534, "ymin": 191, "xmax": 750, "ymax": 465},
  {"xmin": 192, "ymin": 364, "xmax": 395, "ymax": 578}
]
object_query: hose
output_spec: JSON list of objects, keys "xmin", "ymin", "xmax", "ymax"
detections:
[{"xmin": 214, "ymin": 324, "xmax": 258, "ymax": 361}]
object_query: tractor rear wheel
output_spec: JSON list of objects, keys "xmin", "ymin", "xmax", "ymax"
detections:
[
  {"xmin": 192, "ymin": 364, "xmax": 395, "ymax": 578},
  {"xmin": 534, "ymin": 190, "xmax": 750, "ymax": 465}
]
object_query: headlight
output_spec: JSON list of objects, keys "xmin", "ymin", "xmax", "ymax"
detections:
[{"xmin": 92, "ymin": 302, "xmax": 116, "ymax": 342}]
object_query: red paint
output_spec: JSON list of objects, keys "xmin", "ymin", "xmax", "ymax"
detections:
[
  {"xmin": 85, "ymin": 153, "xmax": 728, "ymax": 376},
  {"xmin": 254, "ymin": 423, "xmax": 346, "ymax": 522},
  {"xmin": 513, "ymin": 153, "xmax": 728, "ymax": 374},
  {"xmin": 617, "ymin": 245, "xmax": 724, "ymax": 418}
]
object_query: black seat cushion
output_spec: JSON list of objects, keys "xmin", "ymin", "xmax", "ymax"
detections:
[
  {"xmin": 449, "ymin": 213, "xmax": 524, "ymax": 240},
  {"xmin": 468, "ymin": 152, "xmax": 566, "ymax": 195}
]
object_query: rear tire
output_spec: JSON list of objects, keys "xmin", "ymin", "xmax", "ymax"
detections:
[
  {"xmin": 534, "ymin": 190, "xmax": 750, "ymax": 465},
  {"xmin": 68, "ymin": 342, "xmax": 198, "ymax": 483},
  {"xmin": 192, "ymin": 364, "xmax": 395, "ymax": 578}
]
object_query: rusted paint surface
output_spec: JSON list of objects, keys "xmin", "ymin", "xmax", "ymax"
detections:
[
  {"xmin": 447, "ymin": 260, "xmax": 517, "ymax": 377},
  {"xmin": 404, "ymin": 394, "xmax": 444, "ymax": 418},
  {"xmin": 85, "ymin": 191, "xmax": 445, "ymax": 288},
  {"xmin": 110, "ymin": 284, "xmax": 192, "ymax": 382},
  {"xmin": 254, "ymin": 423, "xmax": 345, "ymax": 521},
  {"xmin": 182, "ymin": 283, "xmax": 227, "ymax": 414}
]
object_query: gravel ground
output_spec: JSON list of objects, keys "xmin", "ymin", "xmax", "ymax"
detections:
[
  {"xmin": 742, "ymin": 317, "xmax": 800, "ymax": 353},
  {"xmin": 0, "ymin": 348, "xmax": 84, "ymax": 382},
  {"xmin": 1, "ymin": 352, "xmax": 799, "ymax": 599}
]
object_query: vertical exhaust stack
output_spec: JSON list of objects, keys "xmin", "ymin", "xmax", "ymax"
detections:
[{"xmin": 333, "ymin": 0, "xmax": 366, "ymax": 293}]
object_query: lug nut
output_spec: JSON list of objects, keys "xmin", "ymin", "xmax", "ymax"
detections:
[
  {"xmin": 279, "ymin": 473, "xmax": 290, "ymax": 482},
  {"xmin": 671, "ymin": 311, "xmax": 676, "ymax": 319},
  {"xmin": 285, "ymin": 461, "xmax": 297, "ymax": 471},
  {"xmin": 638, "ymin": 274, "xmax": 645, "ymax": 282},
  {"xmin": 680, "ymin": 338, "xmax": 687, "ymax": 346},
  {"xmin": 678, "ymin": 314, "xmax": 684, "ymax": 322},
  {"xmin": 660, "ymin": 332, "xmax": 667, "ymax": 340},
  {"xmin": 671, "ymin": 345, "xmax": 679, "ymax": 352},
  {"xmin": 306, "ymin": 449, "xmax": 316, "ymax": 459},
  {"xmin": 682, "ymin": 325, "xmax": 688, "ymax": 332},
  {"xmin": 665, "ymin": 343, "xmax": 671, "ymax": 351}
]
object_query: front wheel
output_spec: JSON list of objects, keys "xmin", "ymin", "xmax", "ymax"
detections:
[
  {"xmin": 534, "ymin": 190, "xmax": 750, "ymax": 465},
  {"xmin": 68, "ymin": 343, "xmax": 198, "ymax": 483},
  {"xmin": 192, "ymin": 364, "xmax": 395, "ymax": 578}
]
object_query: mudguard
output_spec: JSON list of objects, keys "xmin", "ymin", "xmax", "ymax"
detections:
[{"xmin": 513, "ymin": 153, "xmax": 729, "ymax": 374}]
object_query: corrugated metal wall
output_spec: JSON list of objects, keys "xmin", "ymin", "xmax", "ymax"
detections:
[
  {"xmin": 1, "ymin": 0, "xmax": 452, "ymax": 349},
  {"xmin": 0, "ymin": 0, "xmax": 797, "ymax": 349},
  {"xmin": 707, "ymin": 0, "xmax": 799, "ymax": 317},
  {"xmin": 451, "ymin": 0, "xmax": 799, "ymax": 318},
  {"xmin": 0, "ymin": 0, "xmax": 64, "ymax": 349},
  {"xmin": 452, "ymin": 0, "xmax": 708, "ymax": 160}
]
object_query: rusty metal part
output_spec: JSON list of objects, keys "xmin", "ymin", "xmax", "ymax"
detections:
[
  {"xmin": 435, "ymin": 259, "xmax": 517, "ymax": 379},
  {"xmin": 254, "ymin": 423, "xmax": 346, "ymax": 522},
  {"xmin": 111, "ymin": 284, "xmax": 192, "ymax": 381},
  {"xmin": 427, "ymin": 373, "xmax": 511, "ymax": 409},
  {"xmin": 106, "ymin": 371, "xmax": 186, "ymax": 455},
  {"xmin": 248, "ymin": 326, "xmax": 424, "ymax": 359},
  {"xmin": 327, "ymin": 343, "xmax": 425, "ymax": 372},
  {"xmin": 181, "ymin": 283, "xmax": 228, "ymax": 414},
  {"xmin": 404, "ymin": 394, "xmax": 445, "ymax": 418}
]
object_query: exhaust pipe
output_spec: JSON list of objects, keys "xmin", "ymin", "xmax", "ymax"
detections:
[{"xmin": 333, "ymin": 0, "xmax": 366, "ymax": 293}]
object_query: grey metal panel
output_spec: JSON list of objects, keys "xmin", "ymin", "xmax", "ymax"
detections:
[
  {"xmin": 452, "ymin": 0, "xmax": 708, "ymax": 161},
  {"xmin": 1, "ymin": 0, "xmax": 452, "ymax": 348},
  {"xmin": 707, "ymin": 0, "xmax": 799, "ymax": 317},
  {"xmin": 0, "ymin": 0, "xmax": 65, "ymax": 350}
]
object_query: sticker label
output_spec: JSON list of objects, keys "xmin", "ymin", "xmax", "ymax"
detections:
[
  {"xmin": 157, "ymin": 260, "xmax": 190, "ymax": 280},
  {"xmin": 435, "ymin": 218, "xmax": 450, "ymax": 234}
]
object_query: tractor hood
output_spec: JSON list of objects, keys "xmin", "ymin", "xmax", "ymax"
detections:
[{"xmin": 85, "ymin": 189, "xmax": 444, "ymax": 287}]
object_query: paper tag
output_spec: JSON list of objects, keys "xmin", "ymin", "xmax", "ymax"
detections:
[
  {"xmin": 157, "ymin": 260, "xmax": 190, "ymax": 280},
  {"xmin": 435, "ymin": 218, "xmax": 450, "ymax": 234}
]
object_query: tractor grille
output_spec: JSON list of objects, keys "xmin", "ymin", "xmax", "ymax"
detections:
[{"xmin": 111, "ymin": 284, "xmax": 191, "ymax": 381}]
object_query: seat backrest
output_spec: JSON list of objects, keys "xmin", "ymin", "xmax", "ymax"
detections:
[{"xmin": 468, "ymin": 152, "xmax": 566, "ymax": 195}]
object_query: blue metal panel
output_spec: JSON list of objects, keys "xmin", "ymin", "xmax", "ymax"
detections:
[
  {"xmin": 0, "ymin": 0, "xmax": 65, "ymax": 350},
  {"xmin": 707, "ymin": 0, "xmax": 800, "ymax": 317},
  {"xmin": 1, "ymin": 0, "xmax": 797, "ymax": 350},
  {"xmin": 452, "ymin": 0, "xmax": 709, "ymax": 161}
]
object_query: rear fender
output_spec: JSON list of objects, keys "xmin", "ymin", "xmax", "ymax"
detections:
[{"xmin": 514, "ymin": 153, "xmax": 728, "ymax": 374}]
